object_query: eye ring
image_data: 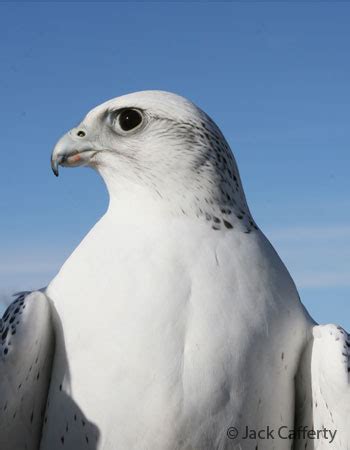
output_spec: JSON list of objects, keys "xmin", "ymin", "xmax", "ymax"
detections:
[{"xmin": 117, "ymin": 109, "xmax": 143, "ymax": 132}]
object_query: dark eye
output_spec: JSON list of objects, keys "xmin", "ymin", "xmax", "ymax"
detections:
[{"xmin": 118, "ymin": 109, "xmax": 143, "ymax": 131}]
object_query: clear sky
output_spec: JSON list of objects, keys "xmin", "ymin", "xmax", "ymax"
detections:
[{"xmin": 0, "ymin": 2, "xmax": 349, "ymax": 329}]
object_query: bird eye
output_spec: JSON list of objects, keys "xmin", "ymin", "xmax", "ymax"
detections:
[{"xmin": 118, "ymin": 109, "xmax": 143, "ymax": 132}]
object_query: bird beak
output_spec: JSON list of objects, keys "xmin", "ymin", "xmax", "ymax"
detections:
[
  {"xmin": 51, "ymin": 130, "xmax": 96, "ymax": 177},
  {"xmin": 51, "ymin": 153, "xmax": 64, "ymax": 177}
]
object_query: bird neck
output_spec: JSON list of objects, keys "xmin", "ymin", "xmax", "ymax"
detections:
[{"xmin": 98, "ymin": 166, "xmax": 258, "ymax": 234}]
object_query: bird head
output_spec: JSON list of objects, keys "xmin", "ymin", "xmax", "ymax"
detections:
[{"xmin": 51, "ymin": 91, "xmax": 254, "ymax": 230}]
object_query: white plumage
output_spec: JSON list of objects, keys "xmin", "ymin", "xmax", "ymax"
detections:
[{"xmin": 0, "ymin": 91, "xmax": 348, "ymax": 449}]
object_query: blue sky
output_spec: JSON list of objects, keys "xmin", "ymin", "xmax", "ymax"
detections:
[{"xmin": 0, "ymin": 3, "xmax": 349, "ymax": 328}]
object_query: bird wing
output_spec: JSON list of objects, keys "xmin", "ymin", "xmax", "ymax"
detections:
[
  {"xmin": 294, "ymin": 324, "xmax": 350, "ymax": 449},
  {"xmin": 0, "ymin": 291, "xmax": 55, "ymax": 450}
]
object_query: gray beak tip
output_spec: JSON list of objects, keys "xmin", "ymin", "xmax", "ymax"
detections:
[{"xmin": 51, "ymin": 158, "xmax": 60, "ymax": 177}]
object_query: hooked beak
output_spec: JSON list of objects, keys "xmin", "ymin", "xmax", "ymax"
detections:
[
  {"xmin": 51, "ymin": 153, "xmax": 65, "ymax": 177},
  {"xmin": 51, "ymin": 130, "xmax": 98, "ymax": 177}
]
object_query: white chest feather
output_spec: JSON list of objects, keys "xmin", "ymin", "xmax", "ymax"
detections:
[{"xmin": 42, "ymin": 212, "xmax": 310, "ymax": 450}]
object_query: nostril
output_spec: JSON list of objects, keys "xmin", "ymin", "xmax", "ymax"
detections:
[{"xmin": 77, "ymin": 130, "xmax": 86, "ymax": 138}]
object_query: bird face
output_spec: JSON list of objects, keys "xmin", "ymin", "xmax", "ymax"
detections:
[
  {"xmin": 51, "ymin": 91, "xmax": 209, "ymax": 178},
  {"xmin": 51, "ymin": 90, "xmax": 251, "ymax": 226}
]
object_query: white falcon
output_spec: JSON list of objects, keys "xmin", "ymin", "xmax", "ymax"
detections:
[{"xmin": 0, "ymin": 91, "xmax": 349, "ymax": 450}]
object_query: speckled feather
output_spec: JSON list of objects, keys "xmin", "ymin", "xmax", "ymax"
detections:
[{"xmin": 0, "ymin": 291, "xmax": 54, "ymax": 450}]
